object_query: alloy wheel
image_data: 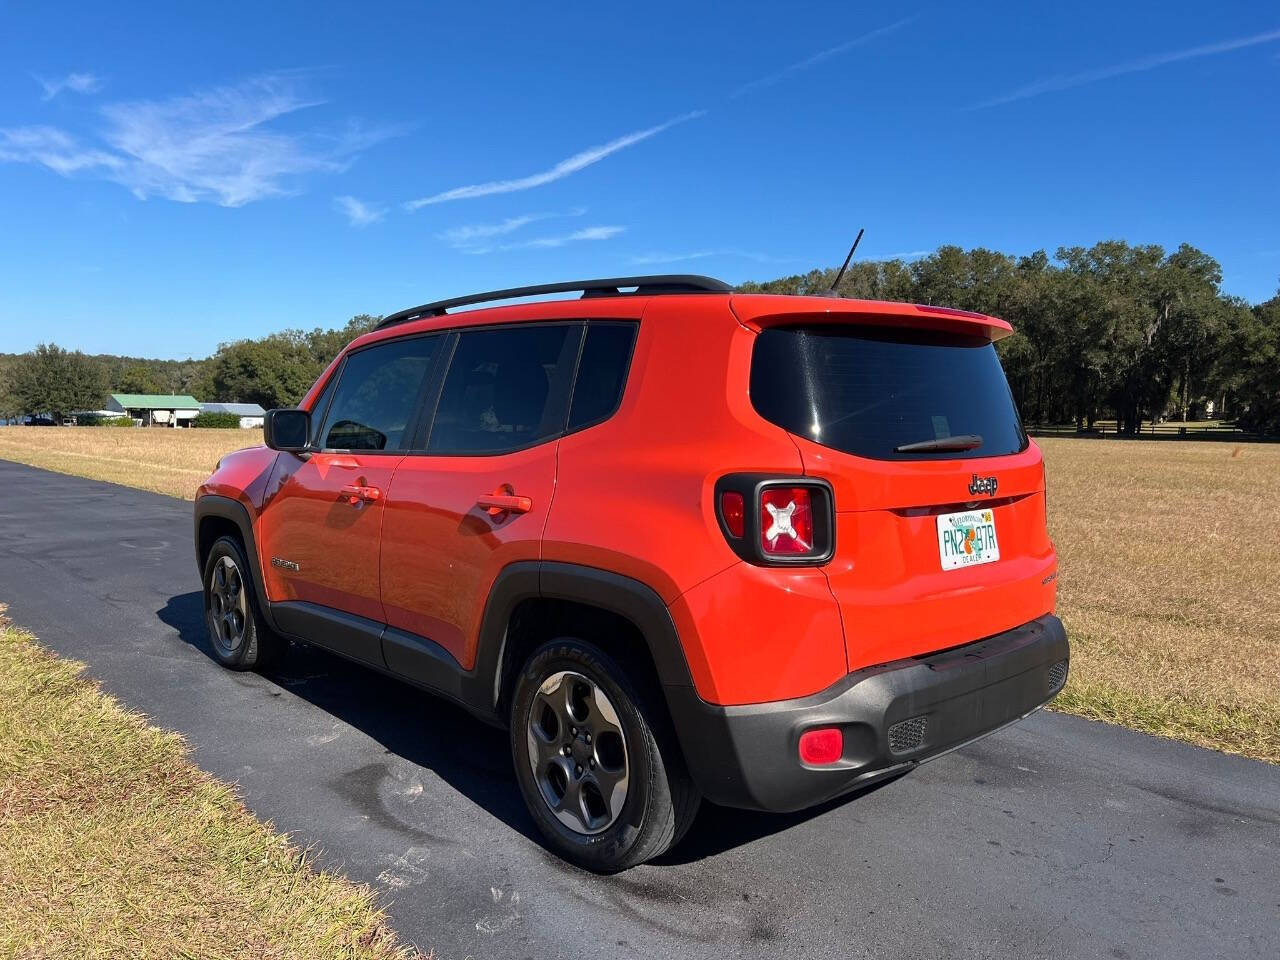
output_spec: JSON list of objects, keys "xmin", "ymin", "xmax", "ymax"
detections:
[
  {"xmin": 526, "ymin": 670, "xmax": 630, "ymax": 835},
  {"xmin": 208, "ymin": 555, "xmax": 247, "ymax": 655}
]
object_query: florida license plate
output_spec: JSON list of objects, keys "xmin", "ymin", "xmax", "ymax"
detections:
[{"xmin": 937, "ymin": 508, "xmax": 1000, "ymax": 570}]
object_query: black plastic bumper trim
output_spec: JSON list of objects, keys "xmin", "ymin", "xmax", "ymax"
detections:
[{"xmin": 668, "ymin": 614, "xmax": 1069, "ymax": 811}]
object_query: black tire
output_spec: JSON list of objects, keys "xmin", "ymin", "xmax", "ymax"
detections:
[
  {"xmin": 201, "ymin": 535, "xmax": 284, "ymax": 671},
  {"xmin": 510, "ymin": 637, "xmax": 700, "ymax": 872}
]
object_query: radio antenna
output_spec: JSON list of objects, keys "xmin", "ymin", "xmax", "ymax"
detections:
[{"xmin": 826, "ymin": 227, "xmax": 865, "ymax": 296}]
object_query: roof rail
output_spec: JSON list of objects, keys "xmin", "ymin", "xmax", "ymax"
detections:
[{"xmin": 376, "ymin": 275, "xmax": 732, "ymax": 329}]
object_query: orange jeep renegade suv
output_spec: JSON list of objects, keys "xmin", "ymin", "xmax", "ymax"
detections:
[{"xmin": 194, "ymin": 275, "xmax": 1069, "ymax": 871}]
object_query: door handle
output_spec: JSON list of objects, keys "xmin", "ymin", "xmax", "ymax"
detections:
[
  {"xmin": 340, "ymin": 484, "xmax": 382, "ymax": 504},
  {"xmin": 477, "ymin": 492, "xmax": 533, "ymax": 516}
]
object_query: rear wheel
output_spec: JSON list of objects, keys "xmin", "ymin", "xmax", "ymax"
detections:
[
  {"xmin": 202, "ymin": 536, "xmax": 283, "ymax": 671},
  {"xmin": 510, "ymin": 638, "xmax": 700, "ymax": 872}
]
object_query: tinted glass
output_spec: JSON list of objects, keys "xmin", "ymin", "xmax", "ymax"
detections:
[
  {"xmin": 428, "ymin": 325, "xmax": 575, "ymax": 454},
  {"xmin": 568, "ymin": 323, "xmax": 637, "ymax": 431},
  {"xmin": 319, "ymin": 336, "xmax": 438, "ymax": 451},
  {"xmin": 306, "ymin": 369, "xmax": 339, "ymax": 446},
  {"xmin": 750, "ymin": 326, "xmax": 1026, "ymax": 460}
]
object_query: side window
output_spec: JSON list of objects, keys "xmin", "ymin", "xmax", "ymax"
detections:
[
  {"xmin": 318, "ymin": 336, "xmax": 439, "ymax": 451},
  {"xmin": 427, "ymin": 324, "xmax": 577, "ymax": 454},
  {"xmin": 568, "ymin": 322, "xmax": 638, "ymax": 431},
  {"xmin": 306, "ymin": 368, "xmax": 339, "ymax": 447}
]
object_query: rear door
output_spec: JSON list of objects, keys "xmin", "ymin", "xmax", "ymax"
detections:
[
  {"xmin": 259, "ymin": 334, "xmax": 442, "ymax": 663},
  {"xmin": 749, "ymin": 324, "xmax": 1055, "ymax": 671},
  {"xmin": 378, "ymin": 322, "xmax": 582, "ymax": 679}
]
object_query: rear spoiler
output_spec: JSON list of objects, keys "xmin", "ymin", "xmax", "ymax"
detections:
[{"xmin": 729, "ymin": 294, "xmax": 1013, "ymax": 342}]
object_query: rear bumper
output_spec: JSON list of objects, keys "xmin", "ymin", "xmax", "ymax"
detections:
[{"xmin": 667, "ymin": 614, "xmax": 1069, "ymax": 811}]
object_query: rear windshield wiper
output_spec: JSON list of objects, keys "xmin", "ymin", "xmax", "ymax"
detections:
[{"xmin": 894, "ymin": 434, "xmax": 983, "ymax": 453}]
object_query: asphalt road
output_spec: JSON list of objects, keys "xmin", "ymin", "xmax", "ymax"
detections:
[{"xmin": 1, "ymin": 458, "xmax": 1276, "ymax": 959}]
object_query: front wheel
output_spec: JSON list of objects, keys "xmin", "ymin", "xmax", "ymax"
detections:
[
  {"xmin": 510, "ymin": 638, "xmax": 700, "ymax": 872},
  {"xmin": 202, "ymin": 535, "xmax": 283, "ymax": 671}
]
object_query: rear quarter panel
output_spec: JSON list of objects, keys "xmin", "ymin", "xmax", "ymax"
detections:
[{"xmin": 542, "ymin": 297, "xmax": 850, "ymax": 704}]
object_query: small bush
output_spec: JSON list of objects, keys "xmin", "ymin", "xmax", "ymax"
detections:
[
  {"xmin": 79, "ymin": 414, "xmax": 135, "ymax": 428},
  {"xmin": 191, "ymin": 412, "xmax": 244, "ymax": 429}
]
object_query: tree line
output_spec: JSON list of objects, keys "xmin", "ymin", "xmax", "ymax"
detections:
[
  {"xmin": 0, "ymin": 316, "xmax": 380, "ymax": 422},
  {"xmin": 742, "ymin": 240, "xmax": 1280, "ymax": 435},
  {"xmin": 2, "ymin": 240, "xmax": 1277, "ymax": 435}
]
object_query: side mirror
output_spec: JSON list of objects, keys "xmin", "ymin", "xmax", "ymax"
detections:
[{"xmin": 264, "ymin": 408, "xmax": 311, "ymax": 452}]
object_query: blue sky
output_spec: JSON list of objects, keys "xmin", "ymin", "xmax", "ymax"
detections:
[{"xmin": 1, "ymin": 1, "xmax": 1278, "ymax": 359}]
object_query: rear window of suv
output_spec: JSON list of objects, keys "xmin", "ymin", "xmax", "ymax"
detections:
[{"xmin": 750, "ymin": 325, "xmax": 1027, "ymax": 461}]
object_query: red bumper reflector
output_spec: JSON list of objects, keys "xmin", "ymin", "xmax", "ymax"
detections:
[{"xmin": 798, "ymin": 727, "xmax": 843, "ymax": 765}]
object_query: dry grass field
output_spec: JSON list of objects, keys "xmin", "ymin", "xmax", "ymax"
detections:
[
  {"xmin": 0, "ymin": 427, "xmax": 1276, "ymax": 763},
  {"xmin": 1039, "ymin": 437, "xmax": 1280, "ymax": 764},
  {"xmin": 0, "ymin": 426, "xmax": 254, "ymax": 499},
  {"xmin": 0, "ymin": 607, "xmax": 421, "ymax": 959}
]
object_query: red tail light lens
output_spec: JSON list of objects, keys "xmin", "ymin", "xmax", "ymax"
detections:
[
  {"xmin": 715, "ymin": 476, "xmax": 833, "ymax": 565},
  {"xmin": 720, "ymin": 491, "xmax": 745, "ymax": 538},
  {"xmin": 759, "ymin": 486, "xmax": 814, "ymax": 555},
  {"xmin": 798, "ymin": 727, "xmax": 844, "ymax": 765}
]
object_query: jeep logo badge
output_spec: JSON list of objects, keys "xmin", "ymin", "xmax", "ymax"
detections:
[{"xmin": 968, "ymin": 474, "xmax": 998, "ymax": 497}]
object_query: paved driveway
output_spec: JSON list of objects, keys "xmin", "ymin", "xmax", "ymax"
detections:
[{"xmin": 1, "ymin": 459, "xmax": 1276, "ymax": 959}]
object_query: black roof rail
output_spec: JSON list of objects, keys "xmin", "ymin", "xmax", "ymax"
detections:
[{"xmin": 376, "ymin": 275, "xmax": 732, "ymax": 329}]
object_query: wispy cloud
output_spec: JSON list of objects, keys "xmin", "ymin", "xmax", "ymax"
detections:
[
  {"xmin": 464, "ymin": 225, "xmax": 625, "ymax": 255},
  {"xmin": 439, "ymin": 208, "xmax": 587, "ymax": 251},
  {"xmin": 969, "ymin": 27, "xmax": 1280, "ymax": 109},
  {"xmin": 0, "ymin": 73, "xmax": 398, "ymax": 207},
  {"xmin": 630, "ymin": 248, "xmax": 778, "ymax": 265},
  {"xmin": 864, "ymin": 249, "xmax": 930, "ymax": 261},
  {"xmin": 334, "ymin": 195, "xmax": 386, "ymax": 227},
  {"xmin": 730, "ymin": 17, "xmax": 917, "ymax": 98},
  {"xmin": 519, "ymin": 225, "xmax": 623, "ymax": 248},
  {"xmin": 404, "ymin": 112, "xmax": 704, "ymax": 208},
  {"xmin": 0, "ymin": 126, "xmax": 122, "ymax": 175},
  {"xmin": 35, "ymin": 71, "xmax": 102, "ymax": 100}
]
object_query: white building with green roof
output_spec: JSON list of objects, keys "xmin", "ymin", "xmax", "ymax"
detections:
[{"xmin": 106, "ymin": 393, "xmax": 202, "ymax": 427}]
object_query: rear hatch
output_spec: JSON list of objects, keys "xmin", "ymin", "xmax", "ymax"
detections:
[{"xmin": 739, "ymin": 298, "xmax": 1056, "ymax": 672}]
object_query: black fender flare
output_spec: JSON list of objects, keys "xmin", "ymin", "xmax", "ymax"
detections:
[
  {"xmin": 478, "ymin": 561, "xmax": 717, "ymax": 794},
  {"xmin": 478, "ymin": 559, "xmax": 702, "ymax": 736},
  {"xmin": 192, "ymin": 494, "xmax": 277, "ymax": 633}
]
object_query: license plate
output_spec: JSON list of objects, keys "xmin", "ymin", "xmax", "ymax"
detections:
[{"xmin": 937, "ymin": 508, "xmax": 1000, "ymax": 570}]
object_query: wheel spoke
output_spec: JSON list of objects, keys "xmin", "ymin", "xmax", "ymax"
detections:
[
  {"xmin": 560, "ymin": 676, "xmax": 585, "ymax": 726},
  {"xmin": 555, "ymin": 773, "xmax": 584, "ymax": 820},
  {"xmin": 588, "ymin": 688, "xmax": 624, "ymax": 741},
  {"xmin": 586, "ymin": 765, "xmax": 627, "ymax": 821},
  {"xmin": 528, "ymin": 715, "xmax": 562, "ymax": 768}
]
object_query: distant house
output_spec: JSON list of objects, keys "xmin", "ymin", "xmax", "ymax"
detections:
[
  {"xmin": 107, "ymin": 393, "xmax": 201, "ymax": 427},
  {"xmin": 199, "ymin": 402, "xmax": 266, "ymax": 429}
]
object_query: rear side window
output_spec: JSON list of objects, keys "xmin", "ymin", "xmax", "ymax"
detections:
[
  {"xmin": 568, "ymin": 322, "xmax": 637, "ymax": 431},
  {"xmin": 750, "ymin": 326, "xmax": 1027, "ymax": 460},
  {"xmin": 428, "ymin": 324, "xmax": 577, "ymax": 454},
  {"xmin": 318, "ymin": 336, "xmax": 439, "ymax": 451}
]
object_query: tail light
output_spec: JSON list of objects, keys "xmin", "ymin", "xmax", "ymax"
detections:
[
  {"xmin": 719, "ymin": 491, "xmax": 746, "ymax": 539},
  {"xmin": 759, "ymin": 486, "xmax": 814, "ymax": 555},
  {"xmin": 714, "ymin": 475, "xmax": 834, "ymax": 565}
]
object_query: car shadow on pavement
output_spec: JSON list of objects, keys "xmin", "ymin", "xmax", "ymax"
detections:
[
  {"xmin": 653, "ymin": 773, "xmax": 905, "ymax": 866},
  {"xmin": 159, "ymin": 590, "xmax": 895, "ymax": 864}
]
